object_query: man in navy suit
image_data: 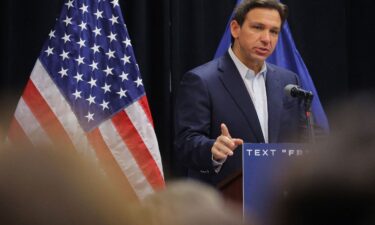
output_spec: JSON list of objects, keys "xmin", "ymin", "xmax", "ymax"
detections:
[{"xmin": 174, "ymin": 0, "xmax": 305, "ymax": 186}]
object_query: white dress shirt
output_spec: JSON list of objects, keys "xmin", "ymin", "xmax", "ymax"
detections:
[
  {"xmin": 228, "ymin": 47, "xmax": 269, "ymax": 143},
  {"xmin": 213, "ymin": 48, "xmax": 270, "ymax": 173}
]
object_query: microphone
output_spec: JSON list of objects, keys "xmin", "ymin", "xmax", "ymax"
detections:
[
  {"xmin": 285, "ymin": 84, "xmax": 315, "ymax": 143},
  {"xmin": 284, "ymin": 84, "xmax": 313, "ymax": 99}
]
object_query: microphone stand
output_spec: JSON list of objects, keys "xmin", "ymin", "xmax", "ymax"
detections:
[{"xmin": 303, "ymin": 93, "xmax": 315, "ymax": 143}]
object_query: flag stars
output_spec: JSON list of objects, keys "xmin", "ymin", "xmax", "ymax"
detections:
[
  {"xmin": 89, "ymin": 61, "xmax": 99, "ymax": 71},
  {"xmin": 25, "ymin": 1, "xmax": 151, "ymax": 132},
  {"xmin": 123, "ymin": 37, "xmax": 132, "ymax": 47},
  {"xmin": 101, "ymin": 83, "xmax": 112, "ymax": 93},
  {"xmin": 65, "ymin": 0, "xmax": 74, "ymax": 9},
  {"xmin": 94, "ymin": 9, "xmax": 104, "ymax": 19},
  {"xmin": 74, "ymin": 72, "xmax": 84, "ymax": 83},
  {"xmin": 103, "ymin": 66, "xmax": 114, "ymax": 76},
  {"xmin": 72, "ymin": 89, "xmax": 82, "ymax": 100},
  {"xmin": 91, "ymin": 44, "xmax": 100, "ymax": 54},
  {"xmin": 45, "ymin": 46, "xmax": 54, "ymax": 56},
  {"xmin": 109, "ymin": 15, "xmax": 119, "ymax": 25},
  {"xmin": 100, "ymin": 100, "xmax": 110, "ymax": 110},
  {"xmin": 63, "ymin": 16, "xmax": 73, "ymax": 26},
  {"xmin": 77, "ymin": 38, "xmax": 86, "ymax": 48},
  {"xmin": 48, "ymin": 30, "xmax": 56, "ymax": 39},
  {"xmin": 134, "ymin": 77, "xmax": 143, "ymax": 87},
  {"xmin": 107, "ymin": 32, "xmax": 117, "ymax": 43},
  {"xmin": 75, "ymin": 55, "xmax": 85, "ymax": 65},
  {"xmin": 58, "ymin": 67, "xmax": 68, "ymax": 78},
  {"xmin": 61, "ymin": 33, "xmax": 71, "ymax": 43},
  {"xmin": 60, "ymin": 50, "xmax": 70, "ymax": 60},
  {"xmin": 111, "ymin": 0, "xmax": 120, "ymax": 8},
  {"xmin": 78, "ymin": 21, "xmax": 87, "ymax": 30},
  {"xmin": 117, "ymin": 88, "xmax": 127, "ymax": 99},
  {"xmin": 80, "ymin": 3, "xmax": 89, "ymax": 14},
  {"xmin": 93, "ymin": 27, "xmax": 102, "ymax": 37},
  {"xmin": 85, "ymin": 112, "xmax": 94, "ymax": 122},
  {"xmin": 119, "ymin": 72, "xmax": 129, "ymax": 81},
  {"xmin": 121, "ymin": 54, "xmax": 131, "ymax": 64},
  {"xmin": 86, "ymin": 95, "xmax": 96, "ymax": 105},
  {"xmin": 105, "ymin": 49, "xmax": 116, "ymax": 59},
  {"xmin": 88, "ymin": 77, "xmax": 97, "ymax": 88}
]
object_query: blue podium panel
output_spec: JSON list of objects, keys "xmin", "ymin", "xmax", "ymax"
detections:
[{"xmin": 243, "ymin": 143, "xmax": 306, "ymax": 224}]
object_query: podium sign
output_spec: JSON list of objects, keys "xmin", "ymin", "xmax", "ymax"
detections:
[{"xmin": 242, "ymin": 143, "xmax": 306, "ymax": 224}]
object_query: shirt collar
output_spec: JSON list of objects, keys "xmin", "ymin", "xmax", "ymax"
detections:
[{"xmin": 228, "ymin": 47, "xmax": 267, "ymax": 80}]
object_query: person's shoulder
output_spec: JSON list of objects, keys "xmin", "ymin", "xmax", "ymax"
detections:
[
  {"xmin": 188, "ymin": 57, "xmax": 221, "ymax": 76},
  {"xmin": 267, "ymin": 63, "xmax": 296, "ymax": 76},
  {"xmin": 186, "ymin": 54, "xmax": 232, "ymax": 79},
  {"xmin": 267, "ymin": 63, "xmax": 298, "ymax": 81}
]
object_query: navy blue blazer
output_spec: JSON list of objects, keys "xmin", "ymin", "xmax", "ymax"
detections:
[{"xmin": 174, "ymin": 52, "xmax": 305, "ymax": 186}]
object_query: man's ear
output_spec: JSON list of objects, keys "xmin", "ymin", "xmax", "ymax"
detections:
[{"xmin": 230, "ymin": 20, "xmax": 240, "ymax": 39}]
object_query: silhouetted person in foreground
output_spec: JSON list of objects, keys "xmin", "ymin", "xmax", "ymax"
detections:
[
  {"xmin": 270, "ymin": 93, "xmax": 375, "ymax": 225},
  {"xmin": 0, "ymin": 144, "xmax": 145, "ymax": 225},
  {"xmin": 0, "ymin": 143, "xmax": 253, "ymax": 225},
  {"xmin": 142, "ymin": 180, "xmax": 250, "ymax": 225}
]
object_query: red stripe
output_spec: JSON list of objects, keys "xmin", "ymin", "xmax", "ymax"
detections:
[
  {"xmin": 138, "ymin": 95, "xmax": 154, "ymax": 127},
  {"xmin": 7, "ymin": 117, "xmax": 33, "ymax": 146},
  {"xmin": 112, "ymin": 111, "xmax": 165, "ymax": 190},
  {"xmin": 22, "ymin": 80, "xmax": 76, "ymax": 150},
  {"xmin": 87, "ymin": 128, "xmax": 139, "ymax": 201}
]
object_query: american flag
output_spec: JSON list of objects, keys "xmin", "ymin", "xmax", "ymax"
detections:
[{"xmin": 7, "ymin": 0, "xmax": 165, "ymax": 199}]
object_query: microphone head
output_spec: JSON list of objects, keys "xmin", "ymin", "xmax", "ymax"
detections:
[{"xmin": 284, "ymin": 84, "xmax": 298, "ymax": 97}]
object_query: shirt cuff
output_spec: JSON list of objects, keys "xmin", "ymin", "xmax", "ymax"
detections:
[{"xmin": 212, "ymin": 155, "xmax": 227, "ymax": 173}]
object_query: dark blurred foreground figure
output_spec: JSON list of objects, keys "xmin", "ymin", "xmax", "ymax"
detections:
[
  {"xmin": 142, "ymin": 180, "xmax": 250, "ymax": 225},
  {"xmin": 0, "ymin": 144, "xmax": 145, "ymax": 225},
  {"xmin": 0, "ymin": 144, "xmax": 252, "ymax": 225},
  {"xmin": 270, "ymin": 94, "xmax": 375, "ymax": 225}
]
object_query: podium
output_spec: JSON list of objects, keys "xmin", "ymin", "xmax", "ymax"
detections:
[
  {"xmin": 217, "ymin": 143, "xmax": 306, "ymax": 224},
  {"xmin": 217, "ymin": 169, "xmax": 243, "ymax": 204}
]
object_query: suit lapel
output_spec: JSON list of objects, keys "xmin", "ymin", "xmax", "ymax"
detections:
[
  {"xmin": 266, "ymin": 64, "xmax": 282, "ymax": 143},
  {"xmin": 217, "ymin": 54, "xmax": 265, "ymax": 143}
]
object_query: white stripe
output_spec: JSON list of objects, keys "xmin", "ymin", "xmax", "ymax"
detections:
[
  {"xmin": 14, "ymin": 98, "xmax": 52, "ymax": 146},
  {"xmin": 125, "ymin": 102, "xmax": 164, "ymax": 176},
  {"xmin": 99, "ymin": 119, "xmax": 154, "ymax": 200},
  {"xmin": 30, "ymin": 60, "xmax": 95, "ymax": 158}
]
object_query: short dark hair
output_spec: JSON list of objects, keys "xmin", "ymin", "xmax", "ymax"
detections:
[{"xmin": 233, "ymin": 0, "xmax": 288, "ymax": 26}]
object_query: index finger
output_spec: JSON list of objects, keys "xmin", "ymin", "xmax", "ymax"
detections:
[{"xmin": 220, "ymin": 123, "xmax": 231, "ymax": 138}]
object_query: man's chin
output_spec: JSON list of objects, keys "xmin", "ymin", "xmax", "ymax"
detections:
[{"xmin": 252, "ymin": 55, "xmax": 267, "ymax": 64}]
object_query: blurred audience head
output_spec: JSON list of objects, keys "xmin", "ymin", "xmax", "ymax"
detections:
[
  {"xmin": 0, "ymin": 143, "xmax": 252, "ymax": 225},
  {"xmin": 142, "ymin": 179, "xmax": 248, "ymax": 225},
  {"xmin": 270, "ymin": 92, "xmax": 375, "ymax": 225},
  {"xmin": 0, "ymin": 144, "xmax": 144, "ymax": 225}
]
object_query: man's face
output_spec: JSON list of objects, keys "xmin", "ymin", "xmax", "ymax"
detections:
[{"xmin": 231, "ymin": 8, "xmax": 282, "ymax": 65}]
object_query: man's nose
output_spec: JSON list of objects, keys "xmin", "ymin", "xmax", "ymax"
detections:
[{"xmin": 260, "ymin": 30, "xmax": 271, "ymax": 43}]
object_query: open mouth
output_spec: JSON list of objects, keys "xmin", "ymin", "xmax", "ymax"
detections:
[{"xmin": 255, "ymin": 47, "xmax": 270, "ymax": 55}]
